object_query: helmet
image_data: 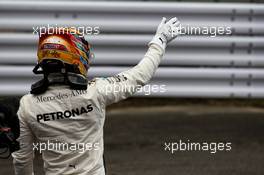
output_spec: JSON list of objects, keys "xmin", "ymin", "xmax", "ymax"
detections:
[
  {"xmin": 31, "ymin": 28, "xmax": 93, "ymax": 94},
  {"xmin": 37, "ymin": 28, "xmax": 92, "ymax": 77}
]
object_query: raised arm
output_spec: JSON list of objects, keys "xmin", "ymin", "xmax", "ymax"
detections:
[{"xmin": 97, "ymin": 17, "xmax": 180, "ymax": 105}]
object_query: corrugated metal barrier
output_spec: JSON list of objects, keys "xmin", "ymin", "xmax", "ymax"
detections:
[{"xmin": 0, "ymin": 1, "xmax": 263, "ymax": 98}]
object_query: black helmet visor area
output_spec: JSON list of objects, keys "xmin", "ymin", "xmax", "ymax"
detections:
[{"xmin": 33, "ymin": 59, "xmax": 66, "ymax": 75}]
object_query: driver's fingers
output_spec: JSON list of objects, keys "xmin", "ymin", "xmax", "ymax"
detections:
[
  {"xmin": 167, "ymin": 17, "xmax": 178, "ymax": 25},
  {"xmin": 158, "ymin": 17, "xmax": 167, "ymax": 28},
  {"xmin": 172, "ymin": 21, "xmax": 180, "ymax": 27}
]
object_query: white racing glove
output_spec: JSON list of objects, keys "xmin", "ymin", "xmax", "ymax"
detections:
[{"xmin": 149, "ymin": 17, "xmax": 180, "ymax": 51}]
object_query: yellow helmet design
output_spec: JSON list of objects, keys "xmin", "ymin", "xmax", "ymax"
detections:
[
  {"xmin": 37, "ymin": 28, "xmax": 92, "ymax": 78},
  {"xmin": 31, "ymin": 28, "xmax": 93, "ymax": 94}
]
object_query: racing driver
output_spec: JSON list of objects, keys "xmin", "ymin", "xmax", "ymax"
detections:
[{"xmin": 12, "ymin": 17, "xmax": 180, "ymax": 175}]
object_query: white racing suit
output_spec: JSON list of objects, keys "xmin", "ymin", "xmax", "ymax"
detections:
[{"xmin": 12, "ymin": 44, "xmax": 164, "ymax": 175}]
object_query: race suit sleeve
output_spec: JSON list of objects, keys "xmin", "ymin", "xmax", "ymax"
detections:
[
  {"xmin": 12, "ymin": 97, "xmax": 35, "ymax": 175},
  {"xmin": 97, "ymin": 43, "xmax": 164, "ymax": 106}
]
